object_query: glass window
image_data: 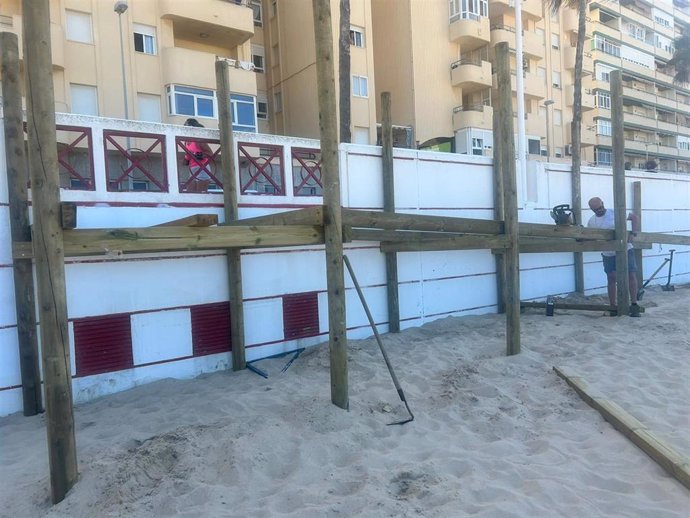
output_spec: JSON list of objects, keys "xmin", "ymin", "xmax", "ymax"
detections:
[
  {"xmin": 66, "ymin": 10, "xmax": 93, "ymax": 44},
  {"xmin": 596, "ymin": 91, "xmax": 611, "ymax": 109},
  {"xmin": 232, "ymin": 94, "xmax": 257, "ymax": 132},
  {"xmin": 133, "ymin": 24, "xmax": 156, "ymax": 55},
  {"xmin": 552, "ymin": 71, "xmax": 561, "ymax": 88},
  {"xmin": 274, "ymin": 91, "xmax": 282, "ymax": 113},
  {"xmin": 349, "ymin": 27, "xmax": 365, "ymax": 48},
  {"xmin": 596, "ymin": 119, "xmax": 612, "ymax": 136},
  {"xmin": 551, "ymin": 33, "xmax": 560, "ymax": 50},
  {"xmin": 251, "ymin": 0, "xmax": 262, "ymax": 26},
  {"xmin": 167, "ymin": 85, "xmax": 216, "ymax": 119},
  {"xmin": 554, "ymin": 109, "xmax": 562, "ymax": 125},
  {"xmin": 252, "ymin": 45, "xmax": 265, "ymax": 73},
  {"xmin": 137, "ymin": 93, "xmax": 161, "ymax": 122},
  {"xmin": 70, "ymin": 84, "xmax": 98, "ymax": 115},
  {"xmin": 352, "ymin": 75, "xmax": 369, "ymax": 97},
  {"xmin": 257, "ymin": 95, "xmax": 268, "ymax": 120}
]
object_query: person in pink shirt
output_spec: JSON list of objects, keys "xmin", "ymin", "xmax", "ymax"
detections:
[{"xmin": 183, "ymin": 118, "xmax": 213, "ymax": 193}]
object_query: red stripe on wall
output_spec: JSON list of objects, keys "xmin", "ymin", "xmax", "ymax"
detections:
[{"xmin": 74, "ymin": 314, "xmax": 133, "ymax": 376}]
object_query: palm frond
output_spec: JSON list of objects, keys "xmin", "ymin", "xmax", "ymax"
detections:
[{"xmin": 668, "ymin": 32, "xmax": 690, "ymax": 86}]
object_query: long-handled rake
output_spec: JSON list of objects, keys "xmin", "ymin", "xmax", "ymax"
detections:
[{"xmin": 343, "ymin": 255, "xmax": 414, "ymax": 426}]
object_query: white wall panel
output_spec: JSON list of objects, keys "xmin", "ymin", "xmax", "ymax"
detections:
[{"xmin": 131, "ymin": 309, "xmax": 192, "ymax": 365}]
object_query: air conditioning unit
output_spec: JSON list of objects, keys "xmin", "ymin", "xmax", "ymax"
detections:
[{"xmin": 565, "ymin": 144, "xmax": 573, "ymax": 156}]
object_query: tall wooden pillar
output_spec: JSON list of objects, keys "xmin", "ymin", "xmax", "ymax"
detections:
[
  {"xmin": 610, "ymin": 70, "xmax": 630, "ymax": 316},
  {"xmin": 215, "ymin": 60, "xmax": 246, "ymax": 370},
  {"xmin": 22, "ymin": 0, "xmax": 78, "ymax": 503},
  {"xmin": 495, "ymin": 42, "xmax": 520, "ymax": 355},
  {"xmin": 633, "ymin": 181, "xmax": 643, "ymax": 288},
  {"xmin": 312, "ymin": 0, "xmax": 348, "ymax": 409},
  {"xmin": 1, "ymin": 32, "xmax": 43, "ymax": 416},
  {"xmin": 381, "ymin": 92, "xmax": 400, "ymax": 332},
  {"xmin": 492, "ymin": 95, "xmax": 505, "ymax": 314}
]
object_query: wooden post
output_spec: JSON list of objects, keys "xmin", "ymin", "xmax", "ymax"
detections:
[
  {"xmin": 1, "ymin": 32, "xmax": 43, "ymax": 416},
  {"xmin": 381, "ymin": 92, "xmax": 400, "ymax": 333},
  {"xmin": 313, "ymin": 0, "xmax": 348, "ymax": 409},
  {"xmin": 215, "ymin": 60, "xmax": 246, "ymax": 371},
  {"xmin": 610, "ymin": 70, "xmax": 630, "ymax": 317},
  {"xmin": 633, "ymin": 181, "xmax": 643, "ymax": 288},
  {"xmin": 21, "ymin": 0, "xmax": 78, "ymax": 503},
  {"xmin": 572, "ymin": 186, "xmax": 584, "ymax": 294},
  {"xmin": 492, "ymin": 94, "xmax": 506, "ymax": 314},
  {"xmin": 495, "ymin": 42, "xmax": 520, "ymax": 355}
]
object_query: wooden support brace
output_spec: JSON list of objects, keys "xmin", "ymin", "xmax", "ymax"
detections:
[
  {"xmin": 342, "ymin": 208, "xmax": 504, "ymax": 235},
  {"xmin": 381, "ymin": 235, "xmax": 509, "ymax": 253},
  {"xmin": 224, "ymin": 206, "xmax": 324, "ymax": 227}
]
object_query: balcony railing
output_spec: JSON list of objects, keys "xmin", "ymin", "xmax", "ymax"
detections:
[{"xmin": 451, "ymin": 57, "xmax": 484, "ymax": 69}]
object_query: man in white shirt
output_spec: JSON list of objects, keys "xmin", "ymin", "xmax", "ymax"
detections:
[{"xmin": 587, "ymin": 197, "xmax": 640, "ymax": 317}]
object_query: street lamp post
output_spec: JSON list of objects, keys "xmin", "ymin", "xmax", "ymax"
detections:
[
  {"xmin": 114, "ymin": 0, "xmax": 129, "ymax": 121},
  {"xmin": 543, "ymin": 100, "xmax": 555, "ymax": 160}
]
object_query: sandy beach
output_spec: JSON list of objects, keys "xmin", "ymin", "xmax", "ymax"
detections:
[{"xmin": 1, "ymin": 285, "xmax": 688, "ymax": 518}]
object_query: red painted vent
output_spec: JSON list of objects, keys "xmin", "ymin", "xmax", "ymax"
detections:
[
  {"xmin": 74, "ymin": 314, "xmax": 133, "ymax": 377},
  {"xmin": 191, "ymin": 302, "xmax": 232, "ymax": 356},
  {"xmin": 283, "ymin": 292, "xmax": 320, "ymax": 340}
]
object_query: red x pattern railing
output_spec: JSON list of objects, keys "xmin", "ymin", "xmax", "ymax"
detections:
[
  {"xmin": 238, "ymin": 142, "xmax": 285, "ymax": 195},
  {"xmin": 175, "ymin": 137, "xmax": 223, "ymax": 192},
  {"xmin": 104, "ymin": 130, "xmax": 167, "ymax": 192},
  {"xmin": 291, "ymin": 147, "xmax": 323, "ymax": 196},
  {"xmin": 56, "ymin": 126, "xmax": 95, "ymax": 190}
]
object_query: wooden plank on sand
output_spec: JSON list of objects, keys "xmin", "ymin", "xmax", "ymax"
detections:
[{"xmin": 553, "ymin": 366, "xmax": 690, "ymax": 489}]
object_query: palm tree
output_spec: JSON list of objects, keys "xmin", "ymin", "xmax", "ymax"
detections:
[
  {"xmin": 668, "ymin": 30, "xmax": 690, "ymax": 85},
  {"xmin": 547, "ymin": 0, "xmax": 588, "ymax": 293}
]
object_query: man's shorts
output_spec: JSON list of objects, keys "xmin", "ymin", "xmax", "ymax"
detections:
[{"xmin": 602, "ymin": 250, "xmax": 637, "ymax": 274}]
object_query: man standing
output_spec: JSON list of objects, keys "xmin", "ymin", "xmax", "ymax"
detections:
[{"xmin": 587, "ymin": 197, "xmax": 641, "ymax": 317}]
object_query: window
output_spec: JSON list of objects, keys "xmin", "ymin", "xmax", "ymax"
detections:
[
  {"xmin": 528, "ymin": 138, "xmax": 541, "ymax": 155},
  {"xmin": 271, "ymin": 0, "xmax": 277, "ymax": 17},
  {"xmin": 231, "ymin": 94, "xmax": 257, "ymax": 133},
  {"xmin": 167, "ymin": 85, "xmax": 215, "ymax": 118},
  {"xmin": 627, "ymin": 22, "xmax": 645, "ymax": 42},
  {"xmin": 539, "ymin": 106, "xmax": 546, "ymax": 119},
  {"xmin": 551, "ymin": 33, "xmax": 560, "ymax": 50},
  {"xmin": 272, "ymin": 44, "xmax": 280, "ymax": 66},
  {"xmin": 555, "ymin": 147, "xmax": 563, "ymax": 158},
  {"xmin": 552, "ymin": 70, "xmax": 561, "ymax": 89},
  {"xmin": 593, "ymin": 35, "xmax": 620, "ymax": 57},
  {"xmin": 252, "ymin": 45, "xmax": 265, "ymax": 73},
  {"xmin": 596, "ymin": 91, "xmax": 611, "ymax": 109},
  {"xmin": 349, "ymin": 26, "xmax": 365, "ymax": 48},
  {"xmin": 449, "ymin": 0, "xmax": 488, "ymax": 22},
  {"xmin": 257, "ymin": 94, "xmax": 268, "ymax": 120},
  {"xmin": 540, "ymin": 146, "xmax": 547, "ymax": 157},
  {"xmin": 133, "ymin": 24, "xmax": 156, "ymax": 55},
  {"xmin": 70, "ymin": 84, "xmax": 98, "ymax": 115},
  {"xmin": 274, "ymin": 91, "xmax": 282, "ymax": 113},
  {"xmin": 554, "ymin": 109, "xmax": 562, "ymax": 125},
  {"xmin": 66, "ymin": 10, "xmax": 93, "ymax": 44},
  {"xmin": 354, "ymin": 127, "xmax": 369, "ymax": 145},
  {"xmin": 251, "ymin": 0, "xmax": 262, "ymax": 26},
  {"xmin": 595, "ymin": 148, "xmax": 612, "ymax": 165},
  {"xmin": 537, "ymin": 66, "xmax": 546, "ymax": 78},
  {"xmin": 472, "ymin": 137, "xmax": 484, "ymax": 156},
  {"xmin": 596, "ymin": 119, "xmax": 612, "ymax": 136},
  {"xmin": 137, "ymin": 94, "xmax": 161, "ymax": 122},
  {"xmin": 352, "ymin": 75, "xmax": 369, "ymax": 97}
]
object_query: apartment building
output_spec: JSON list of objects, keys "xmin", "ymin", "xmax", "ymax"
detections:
[
  {"xmin": 0, "ymin": 0, "xmax": 688, "ymax": 172},
  {"xmin": 371, "ymin": 0, "xmax": 690, "ymax": 173}
]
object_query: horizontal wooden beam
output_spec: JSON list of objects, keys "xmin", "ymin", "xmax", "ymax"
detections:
[
  {"xmin": 521, "ymin": 301, "xmax": 644, "ymax": 313},
  {"xmin": 349, "ymin": 228, "xmax": 479, "ymax": 242},
  {"xmin": 13, "ymin": 225, "xmax": 324, "ymax": 258},
  {"xmin": 224, "ymin": 206, "xmax": 324, "ymax": 227},
  {"xmin": 518, "ymin": 222, "xmax": 614, "ymax": 241},
  {"xmin": 342, "ymin": 208, "xmax": 504, "ymax": 235},
  {"xmin": 381, "ymin": 235, "xmax": 509, "ymax": 253},
  {"xmin": 633, "ymin": 232, "xmax": 690, "ymax": 246},
  {"xmin": 515, "ymin": 240, "xmax": 652, "ymax": 254},
  {"xmin": 554, "ymin": 366, "xmax": 689, "ymax": 489},
  {"xmin": 60, "ymin": 202, "xmax": 77, "ymax": 229},
  {"xmin": 154, "ymin": 214, "xmax": 219, "ymax": 227}
]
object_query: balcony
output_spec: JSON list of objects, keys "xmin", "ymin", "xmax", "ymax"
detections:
[
  {"xmin": 159, "ymin": 0, "xmax": 254, "ymax": 48},
  {"xmin": 622, "ymin": 85, "xmax": 656, "ymax": 105},
  {"xmin": 522, "ymin": 30, "xmax": 544, "ymax": 59},
  {"xmin": 564, "ymin": 48, "xmax": 593, "ymax": 74},
  {"xmin": 658, "ymin": 144, "xmax": 679, "ymax": 157},
  {"xmin": 566, "ymin": 86, "xmax": 595, "ymax": 111},
  {"xmin": 568, "ymin": 125, "xmax": 596, "ymax": 146},
  {"xmin": 450, "ymin": 59, "xmax": 492, "ymax": 91},
  {"xmin": 449, "ymin": 15, "xmax": 490, "ymax": 51},
  {"xmin": 493, "ymin": 71, "xmax": 546, "ymax": 99},
  {"xmin": 622, "ymin": 111, "xmax": 657, "ymax": 129},
  {"xmin": 7, "ymin": 15, "xmax": 65, "ymax": 69},
  {"xmin": 562, "ymin": 8, "xmax": 591, "ymax": 37},
  {"xmin": 489, "ymin": 0, "xmax": 542, "ymax": 19},
  {"xmin": 656, "ymin": 94, "xmax": 677, "ymax": 111},
  {"xmin": 657, "ymin": 119, "xmax": 678, "ymax": 133},
  {"xmin": 452, "ymin": 104, "xmax": 493, "ymax": 131},
  {"xmin": 624, "ymin": 139, "xmax": 657, "ymax": 154},
  {"xmin": 161, "ymin": 46, "xmax": 257, "ymax": 94}
]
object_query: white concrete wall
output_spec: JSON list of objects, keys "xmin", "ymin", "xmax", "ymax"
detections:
[{"xmin": 1, "ymin": 114, "xmax": 688, "ymax": 416}]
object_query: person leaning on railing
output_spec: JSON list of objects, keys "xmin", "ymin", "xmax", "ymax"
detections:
[{"xmin": 183, "ymin": 118, "xmax": 214, "ymax": 193}]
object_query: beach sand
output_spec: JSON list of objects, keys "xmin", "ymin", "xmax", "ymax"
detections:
[{"xmin": 1, "ymin": 285, "xmax": 688, "ymax": 517}]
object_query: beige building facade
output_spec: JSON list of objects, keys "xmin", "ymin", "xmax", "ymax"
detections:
[{"xmin": 0, "ymin": 0, "xmax": 688, "ymax": 172}]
